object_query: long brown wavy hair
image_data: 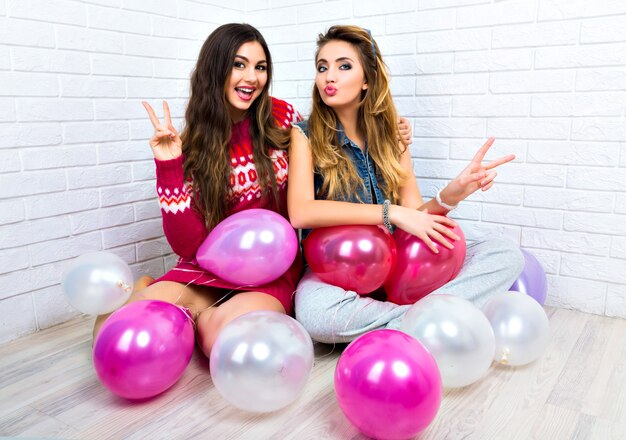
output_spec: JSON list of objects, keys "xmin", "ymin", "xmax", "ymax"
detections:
[
  {"xmin": 180, "ymin": 23, "xmax": 289, "ymax": 229},
  {"xmin": 308, "ymin": 25, "xmax": 406, "ymax": 202}
]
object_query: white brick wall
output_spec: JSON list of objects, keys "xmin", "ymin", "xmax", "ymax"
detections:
[
  {"xmin": 0, "ymin": 0, "xmax": 245, "ymax": 343},
  {"xmin": 1, "ymin": 0, "xmax": 625, "ymax": 344},
  {"xmin": 253, "ymin": 0, "xmax": 626, "ymax": 321}
]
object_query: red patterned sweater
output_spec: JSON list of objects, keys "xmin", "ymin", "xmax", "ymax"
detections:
[{"xmin": 153, "ymin": 97, "xmax": 302, "ymax": 314}]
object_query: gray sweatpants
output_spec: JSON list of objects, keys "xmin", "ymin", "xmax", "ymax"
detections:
[{"xmin": 294, "ymin": 237, "xmax": 525, "ymax": 344}]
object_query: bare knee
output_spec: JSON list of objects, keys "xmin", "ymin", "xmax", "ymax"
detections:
[
  {"xmin": 135, "ymin": 275, "xmax": 155, "ymax": 290},
  {"xmin": 196, "ymin": 291, "xmax": 285, "ymax": 358},
  {"xmin": 92, "ymin": 280, "xmax": 184, "ymax": 341}
]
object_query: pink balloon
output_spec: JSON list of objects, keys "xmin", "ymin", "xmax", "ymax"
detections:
[
  {"xmin": 303, "ymin": 225, "xmax": 396, "ymax": 295},
  {"xmin": 335, "ymin": 329, "xmax": 442, "ymax": 439},
  {"xmin": 93, "ymin": 300, "xmax": 195, "ymax": 400},
  {"xmin": 196, "ymin": 208, "xmax": 298, "ymax": 286},
  {"xmin": 385, "ymin": 224, "xmax": 466, "ymax": 305}
]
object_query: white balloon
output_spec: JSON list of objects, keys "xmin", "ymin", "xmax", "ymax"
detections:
[
  {"xmin": 210, "ymin": 311, "xmax": 314, "ymax": 413},
  {"xmin": 61, "ymin": 252, "xmax": 133, "ymax": 315},
  {"xmin": 482, "ymin": 292, "xmax": 550, "ymax": 366},
  {"xmin": 401, "ymin": 294, "xmax": 495, "ymax": 388}
]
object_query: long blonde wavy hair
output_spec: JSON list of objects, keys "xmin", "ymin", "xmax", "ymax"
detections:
[{"xmin": 308, "ymin": 25, "xmax": 406, "ymax": 203}]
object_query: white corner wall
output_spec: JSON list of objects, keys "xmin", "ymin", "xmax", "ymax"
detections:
[
  {"xmin": 1, "ymin": 0, "xmax": 625, "ymax": 344},
  {"xmin": 0, "ymin": 0, "xmax": 245, "ymax": 343}
]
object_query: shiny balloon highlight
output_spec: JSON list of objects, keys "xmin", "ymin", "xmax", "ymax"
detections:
[
  {"xmin": 196, "ymin": 209, "xmax": 298, "ymax": 286},
  {"xmin": 62, "ymin": 251, "xmax": 133, "ymax": 315},
  {"xmin": 401, "ymin": 294, "xmax": 495, "ymax": 388},
  {"xmin": 483, "ymin": 292, "xmax": 550, "ymax": 366},
  {"xmin": 334, "ymin": 329, "xmax": 442, "ymax": 439},
  {"xmin": 93, "ymin": 300, "xmax": 195, "ymax": 399},
  {"xmin": 303, "ymin": 225, "xmax": 396, "ymax": 294},
  {"xmin": 210, "ymin": 311, "xmax": 314, "ymax": 413},
  {"xmin": 385, "ymin": 224, "xmax": 466, "ymax": 305}
]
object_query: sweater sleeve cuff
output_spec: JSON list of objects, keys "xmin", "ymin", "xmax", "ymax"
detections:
[{"xmin": 155, "ymin": 156, "xmax": 185, "ymax": 185}]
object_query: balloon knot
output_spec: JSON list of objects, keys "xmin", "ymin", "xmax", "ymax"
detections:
[
  {"xmin": 500, "ymin": 348, "xmax": 510, "ymax": 365},
  {"xmin": 176, "ymin": 305, "xmax": 197, "ymax": 330},
  {"xmin": 116, "ymin": 280, "xmax": 132, "ymax": 293}
]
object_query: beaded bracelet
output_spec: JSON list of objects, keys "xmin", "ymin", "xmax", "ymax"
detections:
[{"xmin": 382, "ymin": 199, "xmax": 393, "ymax": 232}]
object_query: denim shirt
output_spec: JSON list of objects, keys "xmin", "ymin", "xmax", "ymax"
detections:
[{"xmin": 293, "ymin": 120, "xmax": 386, "ymax": 239}]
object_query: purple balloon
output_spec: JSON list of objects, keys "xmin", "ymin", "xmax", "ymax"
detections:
[
  {"xmin": 196, "ymin": 208, "xmax": 298, "ymax": 286},
  {"xmin": 334, "ymin": 329, "xmax": 442, "ymax": 439},
  {"xmin": 510, "ymin": 249, "xmax": 547, "ymax": 305},
  {"xmin": 93, "ymin": 300, "xmax": 195, "ymax": 400}
]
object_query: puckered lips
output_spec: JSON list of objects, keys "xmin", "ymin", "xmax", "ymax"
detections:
[{"xmin": 324, "ymin": 85, "xmax": 337, "ymax": 96}]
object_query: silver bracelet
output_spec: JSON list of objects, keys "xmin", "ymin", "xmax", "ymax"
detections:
[
  {"xmin": 382, "ymin": 199, "xmax": 393, "ymax": 232},
  {"xmin": 436, "ymin": 189, "xmax": 458, "ymax": 211}
]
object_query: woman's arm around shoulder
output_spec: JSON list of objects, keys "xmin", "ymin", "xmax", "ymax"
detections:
[{"xmin": 271, "ymin": 97, "xmax": 302, "ymax": 128}]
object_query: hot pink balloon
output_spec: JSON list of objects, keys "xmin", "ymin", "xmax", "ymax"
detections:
[
  {"xmin": 303, "ymin": 225, "xmax": 396, "ymax": 295},
  {"xmin": 93, "ymin": 300, "xmax": 195, "ymax": 400},
  {"xmin": 385, "ymin": 224, "xmax": 466, "ymax": 305},
  {"xmin": 196, "ymin": 208, "xmax": 298, "ymax": 286},
  {"xmin": 334, "ymin": 329, "xmax": 442, "ymax": 439}
]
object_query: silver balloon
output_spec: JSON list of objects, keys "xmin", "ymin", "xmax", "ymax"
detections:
[
  {"xmin": 401, "ymin": 294, "xmax": 495, "ymax": 388},
  {"xmin": 61, "ymin": 252, "xmax": 133, "ymax": 315},
  {"xmin": 209, "ymin": 310, "xmax": 314, "ymax": 412},
  {"xmin": 482, "ymin": 291, "xmax": 550, "ymax": 366}
]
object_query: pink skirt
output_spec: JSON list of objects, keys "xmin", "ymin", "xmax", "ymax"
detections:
[{"xmin": 153, "ymin": 252, "xmax": 303, "ymax": 315}]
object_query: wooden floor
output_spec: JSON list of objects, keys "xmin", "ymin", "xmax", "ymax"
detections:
[{"xmin": 1, "ymin": 307, "xmax": 625, "ymax": 440}]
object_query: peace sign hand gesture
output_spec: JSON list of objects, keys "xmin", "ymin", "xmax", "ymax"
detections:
[
  {"xmin": 142, "ymin": 100, "xmax": 182, "ymax": 161},
  {"xmin": 443, "ymin": 138, "xmax": 515, "ymax": 206}
]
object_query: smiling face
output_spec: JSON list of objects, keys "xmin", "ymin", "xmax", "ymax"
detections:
[
  {"xmin": 315, "ymin": 40, "xmax": 368, "ymax": 111},
  {"xmin": 224, "ymin": 41, "xmax": 268, "ymax": 122}
]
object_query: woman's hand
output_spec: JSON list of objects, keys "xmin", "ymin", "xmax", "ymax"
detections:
[
  {"xmin": 398, "ymin": 117, "xmax": 412, "ymax": 146},
  {"xmin": 390, "ymin": 205, "xmax": 460, "ymax": 253},
  {"xmin": 142, "ymin": 100, "xmax": 183, "ymax": 161},
  {"xmin": 442, "ymin": 137, "xmax": 515, "ymax": 206}
]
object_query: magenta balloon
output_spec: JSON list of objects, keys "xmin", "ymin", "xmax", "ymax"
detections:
[
  {"xmin": 510, "ymin": 249, "xmax": 547, "ymax": 305},
  {"xmin": 196, "ymin": 209, "xmax": 298, "ymax": 286},
  {"xmin": 385, "ymin": 224, "xmax": 466, "ymax": 305},
  {"xmin": 334, "ymin": 329, "xmax": 442, "ymax": 439},
  {"xmin": 303, "ymin": 225, "xmax": 396, "ymax": 295},
  {"xmin": 93, "ymin": 300, "xmax": 195, "ymax": 400}
]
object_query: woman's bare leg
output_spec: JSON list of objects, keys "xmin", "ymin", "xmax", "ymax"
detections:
[
  {"xmin": 92, "ymin": 277, "xmax": 220, "ymax": 340},
  {"xmin": 195, "ymin": 291, "xmax": 285, "ymax": 358}
]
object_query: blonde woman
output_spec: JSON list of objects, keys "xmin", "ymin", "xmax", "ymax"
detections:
[{"xmin": 288, "ymin": 25, "xmax": 524, "ymax": 343}]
